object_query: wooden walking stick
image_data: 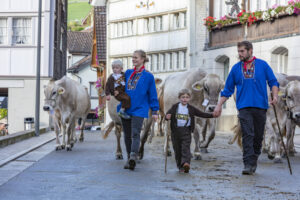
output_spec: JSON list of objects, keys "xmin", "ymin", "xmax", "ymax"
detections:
[
  {"xmin": 164, "ymin": 132, "xmax": 169, "ymax": 173},
  {"xmin": 271, "ymin": 93, "xmax": 293, "ymax": 175}
]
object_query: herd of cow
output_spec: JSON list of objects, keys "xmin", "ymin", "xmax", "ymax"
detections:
[{"xmin": 43, "ymin": 68, "xmax": 300, "ymax": 166}]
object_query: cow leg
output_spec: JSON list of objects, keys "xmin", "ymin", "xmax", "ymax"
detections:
[
  {"xmin": 164, "ymin": 122, "xmax": 172, "ymax": 157},
  {"xmin": 159, "ymin": 115, "xmax": 165, "ymax": 136},
  {"xmin": 139, "ymin": 119, "xmax": 152, "ymax": 160},
  {"xmin": 200, "ymin": 119, "xmax": 216, "ymax": 153},
  {"xmin": 54, "ymin": 118, "xmax": 62, "ymax": 151},
  {"xmin": 286, "ymin": 120, "xmax": 296, "ymax": 157},
  {"xmin": 271, "ymin": 122, "xmax": 283, "ymax": 163},
  {"xmin": 115, "ymin": 124, "xmax": 123, "ymax": 160},
  {"xmin": 79, "ymin": 117, "xmax": 86, "ymax": 142},
  {"xmin": 193, "ymin": 124, "xmax": 202, "ymax": 160},
  {"xmin": 61, "ymin": 123, "xmax": 67, "ymax": 149},
  {"xmin": 148, "ymin": 120, "xmax": 155, "ymax": 144},
  {"xmin": 70, "ymin": 124, "xmax": 76, "ymax": 148},
  {"xmin": 66, "ymin": 119, "xmax": 75, "ymax": 151}
]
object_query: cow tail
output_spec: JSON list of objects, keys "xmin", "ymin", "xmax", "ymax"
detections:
[
  {"xmin": 229, "ymin": 121, "xmax": 243, "ymax": 149},
  {"xmin": 102, "ymin": 121, "xmax": 115, "ymax": 139}
]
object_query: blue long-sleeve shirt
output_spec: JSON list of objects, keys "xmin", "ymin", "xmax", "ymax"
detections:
[
  {"xmin": 117, "ymin": 69, "xmax": 159, "ymax": 118},
  {"xmin": 221, "ymin": 58, "xmax": 279, "ymax": 110}
]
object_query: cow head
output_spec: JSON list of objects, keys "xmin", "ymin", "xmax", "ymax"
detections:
[
  {"xmin": 192, "ymin": 74, "xmax": 224, "ymax": 112},
  {"xmin": 283, "ymin": 80, "xmax": 300, "ymax": 123},
  {"xmin": 43, "ymin": 80, "xmax": 65, "ymax": 111}
]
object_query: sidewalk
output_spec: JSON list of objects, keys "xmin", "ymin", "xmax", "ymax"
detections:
[{"xmin": 0, "ymin": 131, "xmax": 55, "ymax": 167}]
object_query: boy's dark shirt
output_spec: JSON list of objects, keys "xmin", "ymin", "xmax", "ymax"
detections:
[
  {"xmin": 166, "ymin": 102, "xmax": 213, "ymax": 132},
  {"xmin": 105, "ymin": 72, "xmax": 125, "ymax": 96}
]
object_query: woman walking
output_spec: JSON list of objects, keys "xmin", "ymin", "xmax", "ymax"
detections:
[{"xmin": 117, "ymin": 50, "xmax": 159, "ymax": 170}]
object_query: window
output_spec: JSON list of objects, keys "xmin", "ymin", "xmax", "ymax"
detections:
[
  {"xmin": 123, "ymin": 57, "xmax": 128, "ymax": 70},
  {"xmin": 0, "ymin": 18, "xmax": 7, "ymax": 44},
  {"xmin": 153, "ymin": 54, "xmax": 159, "ymax": 72},
  {"xmin": 144, "ymin": 18, "xmax": 149, "ymax": 33},
  {"xmin": 155, "ymin": 16, "xmax": 162, "ymax": 31},
  {"xmin": 113, "ymin": 23, "xmax": 118, "ymax": 38},
  {"xmin": 165, "ymin": 53, "xmax": 170, "ymax": 71},
  {"xmin": 159, "ymin": 54, "xmax": 165, "ymax": 71},
  {"xmin": 149, "ymin": 17, "xmax": 155, "ymax": 32},
  {"xmin": 117, "ymin": 22, "xmax": 122, "ymax": 37},
  {"xmin": 179, "ymin": 12, "xmax": 186, "ymax": 28},
  {"xmin": 147, "ymin": 55, "xmax": 152, "ymax": 71},
  {"xmin": 127, "ymin": 21, "xmax": 133, "ymax": 35},
  {"xmin": 12, "ymin": 18, "xmax": 31, "ymax": 45},
  {"xmin": 90, "ymin": 82, "xmax": 98, "ymax": 98},
  {"xmin": 173, "ymin": 13, "xmax": 179, "ymax": 29},
  {"xmin": 123, "ymin": 22, "xmax": 127, "ymax": 36},
  {"xmin": 271, "ymin": 47, "xmax": 288, "ymax": 73}
]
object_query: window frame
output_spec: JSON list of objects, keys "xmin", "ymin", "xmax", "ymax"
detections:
[{"xmin": 11, "ymin": 17, "xmax": 32, "ymax": 46}]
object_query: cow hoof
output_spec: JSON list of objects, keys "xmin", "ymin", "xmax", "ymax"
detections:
[
  {"xmin": 55, "ymin": 146, "xmax": 62, "ymax": 151},
  {"xmin": 70, "ymin": 143, "xmax": 74, "ymax": 148},
  {"xmin": 138, "ymin": 152, "xmax": 144, "ymax": 160},
  {"xmin": 200, "ymin": 148, "xmax": 208, "ymax": 153},
  {"xmin": 194, "ymin": 155, "xmax": 202, "ymax": 160},
  {"xmin": 66, "ymin": 147, "xmax": 72, "ymax": 151},
  {"xmin": 268, "ymin": 154, "xmax": 275, "ymax": 160},
  {"xmin": 116, "ymin": 154, "xmax": 123, "ymax": 160},
  {"xmin": 274, "ymin": 158, "xmax": 282, "ymax": 163},
  {"xmin": 60, "ymin": 145, "xmax": 65, "ymax": 149},
  {"xmin": 79, "ymin": 137, "xmax": 84, "ymax": 142}
]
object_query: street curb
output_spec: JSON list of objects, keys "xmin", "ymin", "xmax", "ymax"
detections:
[
  {"xmin": 0, "ymin": 135, "xmax": 56, "ymax": 168},
  {"xmin": 0, "ymin": 128, "xmax": 48, "ymax": 148}
]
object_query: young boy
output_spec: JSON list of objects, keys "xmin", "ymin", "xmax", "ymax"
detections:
[
  {"xmin": 105, "ymin": 60, "xmax": 131, "ymax": 119},
  {"xmin": 165, "ymin": 89, "xmax": 215, "ymax": 173}
]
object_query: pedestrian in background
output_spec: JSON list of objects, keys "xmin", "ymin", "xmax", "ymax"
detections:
[
  {"xmin": 119, "ymin": 50, "xmax": 159, "ymax": 170},
  {"xmin": 165, "ymin": 89, "xmax": 215, "ymax": 173},
  {"xmin": 213, "ymin": 41, "xmax": 279, "ymax": 175}
]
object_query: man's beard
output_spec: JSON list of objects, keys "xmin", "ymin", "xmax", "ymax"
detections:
[{"xmin": 239, "ymin": 54, "xmax": 251, "ymax": 62}]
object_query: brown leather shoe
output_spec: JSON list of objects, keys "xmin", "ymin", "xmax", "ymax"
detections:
[{"xmin": 183, "ymin": 163, "xmax": 190, "ymax": 173}]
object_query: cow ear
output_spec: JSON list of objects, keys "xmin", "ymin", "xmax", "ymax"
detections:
[
  {"xmin": 278, "ymin": 86, "xmax": 286, "ymax": 98},
  {"xmin": 192, "ymin": 80, "xmax": 203, "ymax": 91},
  {"xmin": 155, "ymin": 78, "xmax": 162, "ymax": 86},
  {"xmin": 58, "ymin": 87, "xmax": 65, "ymax": 95}
]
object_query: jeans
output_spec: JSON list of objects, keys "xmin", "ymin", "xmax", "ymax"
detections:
[
  {"xmin": 238, "ymin": 107, "xmax": 267, "ymax": 166},
  {"xmin": 121, "ymin": 116, "xmax": 144, "ymax": 158}
]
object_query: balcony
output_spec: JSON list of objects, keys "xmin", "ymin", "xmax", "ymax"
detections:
[{"xmin": 209, "ymin": 14, "xmax": 300, "ymax": 48}]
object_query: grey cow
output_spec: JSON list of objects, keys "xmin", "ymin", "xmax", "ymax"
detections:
[{"xmin": 43, "ymin": 76, "xmax": 90, "ymax": 151}]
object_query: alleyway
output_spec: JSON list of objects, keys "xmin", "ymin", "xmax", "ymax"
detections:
[{"xmin": 0, "ymin": 131, "xmax": 300, "ymax": 200}]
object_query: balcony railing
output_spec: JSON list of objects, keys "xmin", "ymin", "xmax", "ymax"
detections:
[{"xmin": 209, "ymin": 14, "xmax": 300, "ymax": 48}]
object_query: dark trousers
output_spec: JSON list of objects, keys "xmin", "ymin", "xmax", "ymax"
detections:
[
  {"xmin": 121, "ymin": 116, "xmax": 144, "ymax": 157},
  {"xmin": 115, "ymin": 86, "xmax": 131, "ymax": 109},
  {"xmin": 238, "ymin": 108, "xmax": 267, "ymax": 166},
  {"xmin": 171, "ymin": 127, "xmax": 192, "ymax": 168}
]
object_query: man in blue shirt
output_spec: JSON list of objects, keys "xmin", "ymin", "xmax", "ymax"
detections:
[{"xmin": 213, "ymin": 41, "xmax": 279, "ymax": 175}]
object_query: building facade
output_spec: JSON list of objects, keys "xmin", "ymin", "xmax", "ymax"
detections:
[
  {"xmin": 106, "ymin": 0, "xmax": 194, "ymax": 80},
  {"xmin": 0, "ymin": 0, "xmax": 67, "ymax": 134}
]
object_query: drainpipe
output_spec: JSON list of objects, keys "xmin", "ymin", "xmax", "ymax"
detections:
[
  {"xmin": 48, "ymin": 0, "xmax": 55, "ymax": 77},
  {"xmin": 72, "ymin": 72, "xmax": 82, "ymax": 84}
]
